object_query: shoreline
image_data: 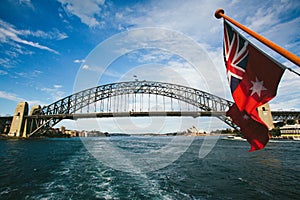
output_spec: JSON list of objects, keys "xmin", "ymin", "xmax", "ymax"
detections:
[
  {"xmin": 1, "ymin": 133, "xmax": 298, "ymax": 141},
  {"xmin": 0, "ymin": 132, "xmax": 230, "ymax": 139}
]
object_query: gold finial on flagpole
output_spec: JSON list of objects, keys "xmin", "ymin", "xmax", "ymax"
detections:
[{"xmin": 214, "ymin": 8, "xmax": 300, "ymax": 67}]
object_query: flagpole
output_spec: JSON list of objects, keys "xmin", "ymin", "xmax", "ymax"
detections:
[{"xmin": 215, "ymin": 8, "xmax": 300, "ymax": 67}]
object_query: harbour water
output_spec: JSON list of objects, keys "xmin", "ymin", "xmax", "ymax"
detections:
[{"xmin": 0, "ymin": 136, "xmax": 299, "ymax": 199}]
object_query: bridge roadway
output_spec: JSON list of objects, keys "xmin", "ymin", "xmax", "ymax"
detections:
[
  {"xmin": 1, "ymin": 110, "xmax": 299, "ymax": 137},
  {"xmin": 1, "ymin": 111, "xmax": 299, "ymax": 121},
  {"xmin": 0, "ymin": 111, "xmax": 300, "ymax": 119},
  {"xmin": 24, "ymin": 111, "xmax": 227, "ymax": 120}
]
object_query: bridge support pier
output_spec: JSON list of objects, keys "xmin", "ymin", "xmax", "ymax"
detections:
[
  {"xmin": 8, "ymin": 102, "xmax": 29, "ymax": 137},
  {"xmin": 0, "ymin": 117, "xmax": 12, "ymax": 134},
  {"xmin": 258, "ymin": 103, "xmax": 274, "ymax": 130},
  {"xmin": 23, "ymin": 105, "xmax": 41, "ymax": 137}
]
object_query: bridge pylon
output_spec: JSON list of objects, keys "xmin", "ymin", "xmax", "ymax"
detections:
[
  {"xmin": 8, "ymin": 102, "xmax": 28, "ymax": 137},
  {"xmin": 23, "ymin": 105, "xmax": 41, "ymax": 137},
  {"xmin": 258, "ymin": 103, "xmax": 274, "ymax": 130}
]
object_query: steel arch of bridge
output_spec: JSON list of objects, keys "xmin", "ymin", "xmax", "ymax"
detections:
[{"xmin": 27, "ymin": 81, "xmax": 235, "ymax": 136}]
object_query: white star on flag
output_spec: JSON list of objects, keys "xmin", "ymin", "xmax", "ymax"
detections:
[
  {"xmin": 250, "ymin": 77, "xmax": 267, "ymax": 97},
  {"xmin": 243, "ymin": 114, "xmax": 250, "ymax": 120}
]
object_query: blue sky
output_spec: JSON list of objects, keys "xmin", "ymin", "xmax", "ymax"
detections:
[{"xmin": 0, "ymin": 0, "xmax": 299, "ymax": 132}]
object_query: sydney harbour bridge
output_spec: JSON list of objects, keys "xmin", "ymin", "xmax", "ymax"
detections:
[{"xmin": 1, "ymin": 80, "xmax": 299, "ymax": 138}]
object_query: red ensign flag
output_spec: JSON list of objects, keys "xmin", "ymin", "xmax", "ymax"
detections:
[{"xmin": 223, "ymin": 21, "xmax": 285, "ymax": 151}]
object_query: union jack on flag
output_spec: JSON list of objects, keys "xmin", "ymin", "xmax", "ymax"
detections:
[{"xmin": 223, "ymin": 21, "xmax": 249, "ymax": 93}]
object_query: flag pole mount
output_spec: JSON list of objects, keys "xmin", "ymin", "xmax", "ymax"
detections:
[{"xmin": 214, "ymin": 8, "xmax": 300, "ymax": 67}]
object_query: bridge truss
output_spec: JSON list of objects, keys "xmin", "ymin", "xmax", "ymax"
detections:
[
  {"xmin": 271, "ymin": 111, "xmax": 300, "ymax": 123},
  {"xmin": 27, "ymin": 81, "xmax": 236, "ymax": 136}
]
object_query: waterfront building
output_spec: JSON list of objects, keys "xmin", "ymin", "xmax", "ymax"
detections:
[{"xmin": 280, "ymin": 124, "xmax": 300, "ymax": 140}]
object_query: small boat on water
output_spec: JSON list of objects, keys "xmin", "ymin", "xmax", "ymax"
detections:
[{"xmin": 223, "ymin": 135, "xmax": 247, "ymax": 141}]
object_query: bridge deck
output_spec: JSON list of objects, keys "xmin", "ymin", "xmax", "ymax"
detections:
[
  {"xmin": 24, "ymin": 111, "xmax": 227, "ymax": 120},
  {"xmin": 2, "ymin": 111, "xmax": 299, "ymax": 121},
  {"xmin": 2, "ymin": 111, "xmax": 299, "ymax": 120}
]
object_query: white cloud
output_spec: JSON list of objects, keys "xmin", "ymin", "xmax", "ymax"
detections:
[
  {"xmin": 54, "ymin": 84, "xmax": 63, "ymax": 89},
  {"xmin": 119, "ymin": 47, "xmax": 230, "ymax": 98},
  {"xmin": 0, "ymin": 91, "xmax": 24, "ymax": 102},
  {"xmin": 81, "ymin": 63, "xmax": 121, "ymax": 79},
  {"xmin": 124, "ymin": 0, "xmax": 226, "ymax": 45},
  {"xmin": 263, "ymin": 17, "xmax": 300, "ymax": 51},
  {"xmin": 270, "ymin": 71, "xmax": 300, "ymax": 110},
  {"xmin": 0, "ymin": 19, "xmax": 59, "ymax": 54},
  {"xmin": 0, "ymin": 70, "xmax": 8, "ymax": 75},
  {"xmin": 21, "ymin": 28, "xmax": 68, "ymax": 40},
  {"xmin": 82, "ymin": 64, "xmax": 90, "ymax": 69},
  {"xmin": 18, "ymin": 0, "xmax": 34, "ymax": 9},
  {"xmin": 0, "ymin": 90, "xmax": 44, "ymax": 107},
  {"xmin": 129, "ymin": 49, "xmax": 174, "ymax": 63},
  {"xmin": 14, "ymin": 36, "xmax": 59, "ymax": 54},
  {"xmin": 74, "ymin": 59, "xmax": 86, "ymax": 63},
  {"xmin": 14, "ymin": 69, "xmax": 43, "ymax": 79},
  {"xmin": 242, "ymin": 1, "xmax": 300, "ymax": 57},
  {"xmin": 41, "ymin": 85, "xmax": 65, "ymax": 101},
  {"xmin": 58, "ymin": 0, "xmax": 106, "ymax": 28}
]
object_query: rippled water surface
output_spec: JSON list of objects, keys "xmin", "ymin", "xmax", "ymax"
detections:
[{"xmin": 0, "ymin": 137, "xmax": 299, "ymax": 199}]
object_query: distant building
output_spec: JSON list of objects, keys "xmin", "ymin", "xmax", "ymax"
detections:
[
  {"xmin": 183, "ymin": 126, "xmax": 206, "ymax": 136},
  {"xmin": 60, "ymin": 126, "xmax": 66, "ymax": 133},
  {"xmin": 78, "ymin": 131, "xmax": 87, "ymax": 137},
  {"xmin": 65, "ymin": 130, "xmax": 77, "ymax": 137}
]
